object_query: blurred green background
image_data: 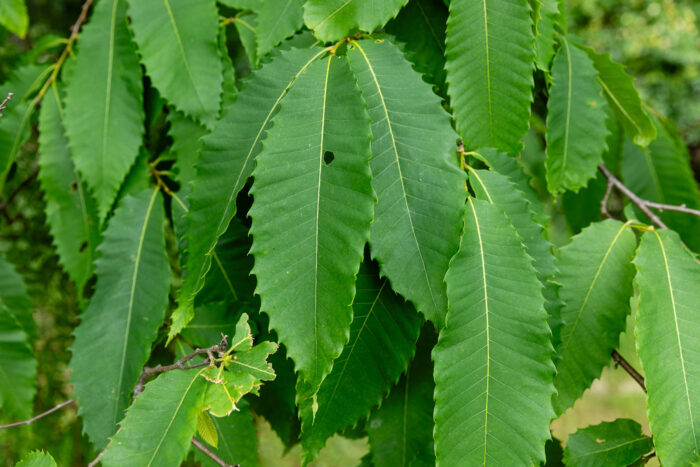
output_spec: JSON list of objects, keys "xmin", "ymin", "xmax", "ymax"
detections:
[{"xmin": 1, "ymin": 0, "xmax": 698, "ymax": 465}]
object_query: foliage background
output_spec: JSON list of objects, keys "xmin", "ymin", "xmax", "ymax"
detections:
[{"xmin": 0, "ymin": 0, "xmax": 698, "ymax": 464}]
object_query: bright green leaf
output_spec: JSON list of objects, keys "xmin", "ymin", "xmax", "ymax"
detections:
[
  {"xmin": 446, "ymin": 0, "xmax": 535, "ymax": 155},
  {"xmin": 14, "ymin": 450, "xmax": 57, "ymax": 467},
  {"xmin": 249, "ymin": 53, "xmax": 374, "ymax": 398},
  {"xmin": 545, "ymin": 36, "xmax": 609, "ymax": 195},
  {"xmin": 552, "ymin": 219, "xmax": 637, "ymax": 415},
  {"xmin": 70, "ymin": 189, "xmax": 170, "ymax": 449},
  {"xmin": 126, "ymin": 0, "xmax": 222, "ymax": 127},
  {"xmin": 0, "ymin": 0, "xmax": 28, "ymax": 37},
  {"xmin": 0, "ymin": 304, "xmax": 35, "ymax": 420},
  {"xmin": 300, "ymin": 261, "xmax": 422, "ymax": 462},
  {"xmin": 434, "ymin": 198, "xmax": 554, "ymax": 465},
  {"xmin": 563, "ymin": 419, "xmax": 653, "ymax": 467},
  {"xmin": 63, "ymin": 0, "xmax": 144, "ymax": 222},
  {"xmin": 256, "ymin": 0, "xmax": 305, "ymax": 58},
  {"xmin": 303, "ymin": 0, "xmax": 408, "ymax": 42},
  {"xmin": 347, "ymin": 38, "xmax": 464, "ymax": 326},
  {"xmin": 635, "ymin": 228, "xmax": 700, "ymax": 466},
  {"xmin": 197, "ymin": 410, "xmax": 218, "ymax": 448},
  {"xmin": 194, "ymin": 403, "xmax": 259, "ymax": 467}
]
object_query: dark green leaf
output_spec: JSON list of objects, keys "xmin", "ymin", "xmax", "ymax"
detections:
[{"xmin": 563, "ymin": 419, "xmax": 653, "ymax": 467}]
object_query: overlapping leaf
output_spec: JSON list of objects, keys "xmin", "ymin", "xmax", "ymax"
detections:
[
  {"xmin": 256, "ymin": 0, "xmax": 305, "ymax": 58},
  {"xmin": 0, "ymin": 304, "xmax": 35, "ymax": 419},
  {"xmin": 0, "ymin": 254, "xmax": 34, "ymax": 337},
  {"xmin": 171, "ymin": 47, "xmax": 324, "ymax": 341},
  {"xmin": 193, "ymin": 404, "xmax": 259, "ymax": 467},
  {"xmin": 532, "ymin": 0, "xmax": 560, "ymax": 72},
  {"xmin": 249, "ymin": 53, "xmax": 374, "ymax": 399},
  {"xmin": 563, "ymin": 419, "xmax": 653, "ymax": 467},
  {"xmin": 303, "ymin": 0, "xmax": 408, "ymax": 42},
  {"xmin": 545, "ymin": 37, "xmax": 609, "ymax": 195},
  {"xmin": 552, "ymin": 219, "xmax": 636, "ymax": 415},
  {"xmin": 15, "ymin": 450, "xmax": 57, "ymax": 467},
  {"xmin": 347, "ymin": 38, "xmax": 464, "ymax": 326},
  {"xmin": 168, "ymin": 111, "xmax": 208, "ymax": 189},
  {"xmin": 434, "ymin": 198, "xmax": 554, "ymax": 465},
  {"xmin": 38, "ymin": 87, "xmax": 99, "ymax": 298},
  {"xmin": 70, "ymin": 189, "xmax": 170, "ymax": 449},
  {"xmin": 0, "ymin": 0, "xmax": 28, "ymax": 37},
  {"xmin": 126, "ymin": 0, "xmax": 222, "ymax": 127},
  {"xmin": 635, "ymin": 229, "xmax": 700, "ymax": 466},
  {"xmin": 446, "ymin": 0, "xmax": 535, "ymax": 155},
  {"xmin": 63, "ymin": 0, "xmax": 143, "ymax": 221},
  {"xmin": 300, "ymin": 261, "xmax": 422, "ymax": 462}
]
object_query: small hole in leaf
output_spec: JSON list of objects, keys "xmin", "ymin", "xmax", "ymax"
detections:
[
  {"xmin": 79, "ymin": 241, "xmax": 88, "ymax": 253},
  {"xmin": 70, "ymin": 181, "xmax": 78, "ymax": 193},
  {"xmin": 323, "ymin": 151, "xmax": 335, "ymax": 166}
]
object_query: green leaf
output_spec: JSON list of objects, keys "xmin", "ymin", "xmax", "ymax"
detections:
[
  {"xmin": 126, "ymin": 0, "xmax": 222, "ymax": 127},
  {"xmin": 300, "ymin": 261, "xmax": 422, "ymax": 462},
  {"xmin": 70, "ymin": 189, "xmax": 170, "ymax": 449},
  {"xmin": 303, "ymin": 0, "xmax": 408, "ymax": 42},
  {"xmin": 0, "ymin": 304, "xmax": 35, "ymax": 420},
  {"xmin": 545, "ymin": 36, "xmax": 609, "ymax": 195},
  {"xmin": 434, "ymin": 198, "xmax": 554, "ymax": 465},
  {"xmin": 38, "ymin": 86, "xmax": 100, "ymax": 299},
  {"xmin": 347, "ymin": 38, "xmax": 464, "ymax": 326},
  {"xmin": 170, "ymin": 47, "xmax": 324, "ymax": 341},
  {"xmin": 102, "ymin": 367, "xmax": 208, "ymax": 467},
  {"xmin": 574, "ymin": 42, "xmax": 656, "ymax": 147},
  {"xmin": 445, "ymin": 0, "xmax": 535, "ymax": 155},
  {"xmin": 385, "ymin": 0, "xmax": 448, "ymax": 88},
  {"xmin": 182, "ymin": 302, "xmax": 242, "ymax": 349},
  {"xmin": 194, "ymin": 403, "xmax": 259, "ymax": 467},
  {"xmin": 552, "ymin": 219, "xmax": 637, "ymax": 415},
  {"xmin": 0, "ymin": 0, "xmax": 28, "ymax": 37},
  {"xmin": 0, "ymin": 64, "xmax": 49, "ymax": 193},
  {"xmin": 168, "ymin": 111, "xmax": 208, "ymax": 189},
  {"xmin": 197, "ymin": 410, "xmax": 218, "ymax": 448},
  {"xmin": 14, "ymin": 450, "xmax": 57, "ymax": 467},
  {"xmin": 63, "ymin": 0, "xmax": 144, "ymax": 222},
  {"xmin": 234, "ymin": 13, "xmax": 259, "ymax": 66},
  {"xmin": 367, "ymin": 330, "xmax": 435, "ymax": 467},
  {"xmin": 563, "ymin": 419, "xmax": 653, "ymax": 467},
  {"xmin": 635, "ymin": 228, "xmax": 700, "ymax": 466},
  {"xmin": 621, "ymin": 117, "xmax": 700, "ymax": 252},
  {"xmin": 256, "ymin": 0, "xmax": 305, "ymax": 58},
  {"xmin": 0, "ymin": 254, "xmax": 34, "ymax": 337},
  {"xmin": 249, "ymin": 53, "xmax": 374, "ymax": 398},
  {"xmin": 532, "ymin": 0, "xmax": 560, "ymax": 72}
]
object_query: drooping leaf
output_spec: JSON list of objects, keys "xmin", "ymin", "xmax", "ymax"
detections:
[
  {"xmin": 126, "ymin": 0, "xmax": 222, "ymax": 127},
  {"xmin": 621, "ymin": 117, "xmax": 700, "ymax": 252},
  {"xmin": 102, "ymin": 368, "xmax": 208, "ymax": 467},
  {"xmin": 38, "ymin": 86, "xmax": 100, "ymax": 299},
  {"xmin": 256, "ymin": 0, "xmax": 305, "ymax": 58},
  {"xmin": 552, "ymin": 219, "xmax": 637, "ymax": 415},
  {"xmin": 0, "ymin": 0, "xmax": 28, "ymax": 37},
  {"xmin": 197, "ymin": 410, "xmax": 218, "ymax": 448},
  {"xmin": 168, "ymin": 111, "xmax": 208, "ymax": 189},
  {"xmin": 14, "ymin": 450, "xmax": 57, "ymax": 467},
  {"xmin": 0, "ymin": 64, "xmax": 49, "ymax": 193},
  {"xmin": 574, "ymin": 42, "xmax": 656, "ymax": 147},
  {"xmin": 563, "ymin": 419, "xmax": 653, "ymax": 467},
  {"xmin": 300, "ymin": 261, "xmax": 422, "ymax": 462},
  {"xmin": 347, "ymin": 38, "xmax": 464, "ymax": 326},
  {"xmin": 70, "ymin": 189, "xmax": 170, "ymax": 449},
  {"xmin": 63, "ymin": 0, "xmax": 144, "ymax": 222},
  {"xmin": 0, "ymin": 254, "xmax": 34, "ymax": 337},
  {"xmin": 385, "ymin": 0, "xmax": 448, "ymax": 88},
  {"xmin": 367, "ymin": 329, "xmax": 435, "ymax": 467},
  {"xmin": 234, "ymin": 13, "xmax": 259, "ymax": 66},
  {"xmin": 0, "ymin": 304, "xmax": 35, "ymax": 420},
  {"xmin": 635, "ymin": 228, "xmax": 700, "ymax": 466},
  {"xmin": 434, "ymin": 198, "xmax": 554, "ymax": 465},
  {"xmin": 249, "ymin": 53, "xmax": 374, "ymax": 399},
  {"xmin": 446, "ymin": 0, "xmax": 535, "ymax": 155},
  {"xmin": 194, "ymin": 403, "xmax": 259, "ymax": 467},
  {"xmin": 532, "ymin": 0, "xmax": 560, "ymax": 72},
  {"xmin": 545, "ymin": 36, "xmax": 609, "ymax": 195},
  {"xmin": 303, "ymin": 0, "xmax": 408, "ymax": 42},
  {"xmin": 170, "ymin": 47, "xmax": 324, "ymax": 341}
]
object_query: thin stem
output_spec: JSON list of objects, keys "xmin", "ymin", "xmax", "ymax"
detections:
[
  {"xmin": 0, "ymin": 92, "xmax": 13, "ymax": 117},
  {"xmin": 0, "ymin": 400, "xmax": 75, "ymax": 430},
  {"xmin": 643, "ymin": 200, "xmax": 700, "ymax": 218},
  {"xmin": 611, "ymin": 349, "xmax": 646, "ymax": 392},
  {"xmin": 191, "ymin": 438, "xmax": 238, "ymax": 467}
]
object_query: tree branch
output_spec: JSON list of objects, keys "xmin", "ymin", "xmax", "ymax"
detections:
[
  {"xmin": 611, "ymin": 349, "xmax": 646, "ymax": 392},
  {"xmin": 0, "ymin": 399, "xmax": 75, "ymax": 430},
  {"xmin": 192, "ymin": 437, "xmax": 239, "ymax": 467},
  {"xmin": 0, "ymin": 92, "xmax": 13, "ymax": 118}
]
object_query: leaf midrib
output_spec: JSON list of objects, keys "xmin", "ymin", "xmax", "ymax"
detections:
[{"xmin": 101, "ymin": 0, "xmax": 118, "ymax": 196}]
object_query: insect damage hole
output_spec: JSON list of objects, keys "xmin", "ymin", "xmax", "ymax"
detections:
[{"xmin": 323, "ymin": 150, "xmax": 335, "ymax": 166}]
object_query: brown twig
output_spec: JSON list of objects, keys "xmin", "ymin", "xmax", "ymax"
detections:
[
  {"xmin": 611, "ymin": 349, "xmax": 646, "ymax": 392},
  {"xmin": 600, "ymin": 178, "xmax": 614, "ymax": 219},
  {"xmin": 133, "ymin": 335, "xmax": 228, "ymax": 396},
  {"xmin": 0, "ymin": 399, "xmax": 75, "ymax": 430},
  {"xmin": 0, "ymin": 92, "xmax": 13, "ymax": 117},
  {"xmin": 192, "ymin": 437, "xmax": 239, "ymax": 467}
]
